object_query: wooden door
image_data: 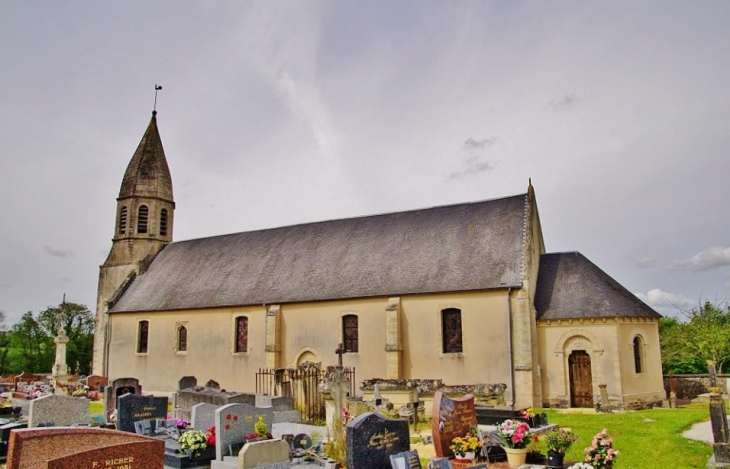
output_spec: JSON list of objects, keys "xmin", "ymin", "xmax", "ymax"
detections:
[{"xmin": 569, "ymin": 350, "xmax": 594, "ymax": 407}]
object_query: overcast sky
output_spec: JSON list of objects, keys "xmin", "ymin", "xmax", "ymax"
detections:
[{"xmin": 1, "ymin": 1, "xmax": 729, "ymax": 325}]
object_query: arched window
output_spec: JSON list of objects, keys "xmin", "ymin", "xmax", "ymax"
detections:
[
  {"xmin": 119, "ymin": 206, "xmax": 128, "ymax": 234},
  {"xmin": 235, "ymin": 316, "xmax": 248, "ymax": 353},
  {"xmin": 442, "ymin": 308, "xmax": 463, "ymax": 353},
  {"xmin": 177, "ymin": 325, "xmax": 187, "ymax": 352},
  {"xmin": 343, "ymin": 315, "xmax": 358, "ymax": 353},
  {"xmin": 160, "ymin": 208, "xmax": 169, "ymax": 236},
  {"xmin": 633, "ymin": 336, "xmax": 644, "ymax": 373},
  {"xmin": 137, "ymin": 205, "xmax": 149, "ymax": 234},
  {"xmin": 137, "ymin": 320, "xmax": 149, "ymax": 354}
]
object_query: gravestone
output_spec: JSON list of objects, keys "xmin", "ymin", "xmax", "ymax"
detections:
[
  {"xmin": 255, "ymin": 396, "xmax": 295, "ymax": 411},
  {"xmin": 179, "ymin": 376, "xmax": 197, "ymax": 391},
  {"xmin": 238, "ymin": 439, "xmax": 290, "ymax": 469},
  {"xmin": 7, "ymin": 427, "xmax": 164, "ymax": 469},
  {"xmin": 214, "ymin": 403, "xmax": 275, "ymax": 461},
  {"xmin": 105, "ymin": 377, "xmax": 141, "ymax": 420},
  {"xmin": 117, "ymin": 394, "xmax": 168, "ymax": 433},
  {"xmin": 707, "ymin": 360, "xmax": 730, "ymax": 466},
  {"xmin": 85, "ymin": 375, "xmax": 108, "ymax": 391},
  {"xmin": 28, "ymin": 394, "xmax": 90, "ymax": 428},
  {"xmin": 191, "ymin": 402, "xmax": 219, "ymax": 431},
  {"xmin": 0, "ymin": 422, "xmax": 26, "ymax": 461},
  {"xmin": 431, "ymin": 391, "xmax": 476, "ymax": 458},
  {"xmin": 346, "ymin": 412, "xmax": 410, "ymax": 469},
  {"xmin": 389, "ymin": 450, "xmax": 422, "ymax": 469}
]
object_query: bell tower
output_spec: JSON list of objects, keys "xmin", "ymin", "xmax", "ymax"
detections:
[{"xmin": 92, "ymin": 109, "xmax": 175, "ymax": 375}]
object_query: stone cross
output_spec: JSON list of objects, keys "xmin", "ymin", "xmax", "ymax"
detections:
[
  {"xmin": 366, "ymin": 383, "xmax": 390, "ymax": 415},
  {"xmin": 708, "ymin": 360, "xmax": 719, "ymax": 390},
  {"xmin": 327, "ymin": 366, "xmax": 350, "ymax": 442},
  {"xmin": 335, "ymin": 343, "xmax": 346, "ymax": 367}
]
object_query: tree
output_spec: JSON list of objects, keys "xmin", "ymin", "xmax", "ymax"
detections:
[
  {"xmin": 7, "ymin": 311, "xmax": 50, "ymax": 373},
  {"xmin": 660, "ymin": 300, "xmax": 730, "ymax": 374},
  {"xmin": 37, "ymin": 302, "xmax": 95, "ymax": 375}
]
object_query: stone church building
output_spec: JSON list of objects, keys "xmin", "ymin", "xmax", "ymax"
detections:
[{"xmin": 93, "ymin": 112, "xmax": 666, "ymax": 410}]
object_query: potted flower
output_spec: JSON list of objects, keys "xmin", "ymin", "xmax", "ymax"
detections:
[
  {"xmin": 520, "ymin": 407, "xmax": 537, "ymax": 427},
  {"xmin": 525, "ymin": 434, "xmax": 545, "ymax": 464},
  {"xmin": 496, "ymin": 420, "xmax": 532, "ymax": 468},
  {"xmin": 449, "ymin": 432, "xmax": 482, "ymax": 461},
  {"xmin": 178, "ymin": 429, "xmax": 209, "ymax": 458},
  {"xmin": 583, "ymin": 429, "xmax": 619, "ymax": 468},
  {"xmin": 544, "ymin": 429, "xmax": 578, "ymax": 468}
]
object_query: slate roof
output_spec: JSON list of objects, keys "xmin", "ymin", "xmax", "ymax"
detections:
[
  {"xmin": 118, "ymin": 111, "xmax": 174, "ymax": 202},
  {"xmin": 535, "ymin": 252, "xmax": 660, "ymax": 320},
  {"xmin": 110, "ymin": 194, "xmax": 529, "ymax": 312}
]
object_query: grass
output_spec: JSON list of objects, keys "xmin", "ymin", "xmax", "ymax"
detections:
[
  {"xmin": 544, "ymin": 404, "xmax": 714, "ymax": 469},
  {"xmin": 89, "ymin": 400, "xmax": 104, "ymax": 413}
]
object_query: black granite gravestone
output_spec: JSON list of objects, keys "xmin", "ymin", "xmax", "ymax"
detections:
[
  {"xmin": 346, "ymin": 412, "xmax": 409, "ymax": 469},
  {"xmin": 117, "ymin": 394, "xmax": 168, "ymax": 433}
]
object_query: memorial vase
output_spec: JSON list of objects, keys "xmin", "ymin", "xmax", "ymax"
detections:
[
  {"xmin": 547, "ymin": 451, "xmax": 565, "ymax": 468},
  {"xmin": 455, "ymin": 451, "xmax": 475, "ymax": 462},
  {"xmin": 503, "ymin": 447, "xmax": 528, "ymax": 468}
]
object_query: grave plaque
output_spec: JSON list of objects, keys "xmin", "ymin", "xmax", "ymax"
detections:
[
  {"xmin": 346, "ymin": 412, "xmax": 410, "ymax": 469},
  {"xmin": 390, "ymin": 450, "xmax": 422, "ymax": 469},
  {"xmin": 47, "ymin": 439, "xmax": 164, "ymax": 469},
  {"xmin": 29, "ymin": 394, "xmax": 89, "ymax": 428},
  {"xmin": 428, "ymin": 457, "xmax": 452, "ymax": 469},
  {"xmin": 117, "ymin": 394, "xmax": 168, "ymax": 433},
  {"xmin": 431, "ymin": 391, "xmax": 476, "ymax": 457},
  {"xmin": 214, "ymin": 403, "xmax": 274, "ymax": 461}
]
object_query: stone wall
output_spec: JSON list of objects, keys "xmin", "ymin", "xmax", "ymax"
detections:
[{"xmin": 663, "ymin": 374, "xmax": 730, "ymax": 400}]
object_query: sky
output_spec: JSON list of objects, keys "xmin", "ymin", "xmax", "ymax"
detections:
[{"xmin": 1, "ymin": 1, "xmax": 729, "ymax": 325}]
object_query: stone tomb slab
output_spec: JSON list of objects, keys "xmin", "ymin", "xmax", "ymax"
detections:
[
  {"xmin": 431, "ymin": 391, "xmax": 476, "ymax": 458},
  {"xmin": 346, "ymin": 412, "xmax": 410, "ymax": 469},
  {"xmin": 117, "ymin": 394, "xmax": 168, "ymax": 433},
  {"xmin": 7, "ymin": 427, "xmax": 164, "ymax": 469},
  {"xmin": 214, "ymin": 403, "xmax": 274, "ymax": 461},
  {"xmin": 28, "ymin": 394, "xmax": 90, "ymax": 428}
]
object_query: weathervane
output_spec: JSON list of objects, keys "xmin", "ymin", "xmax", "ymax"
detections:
[{"xmin": 153, "ymin": 84, "xmax": 163, "ymax": 112}]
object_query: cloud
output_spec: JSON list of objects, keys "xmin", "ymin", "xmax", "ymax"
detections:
[
  {"xmin": 43, "ymin": 246, "xmax": 74, "ymax": 258},
  {"xmin": 548, "ymin": 93, "xmax": 578, "ymax": 108},
  {"xmin": 670, "ymin": 246, "xmax": 730, "ymax": 272},
  {"xmin": 463, "ymin": 137, "xmax": 496, "ymax": 151},
  {"xmin": 635, "ymin": 288, "xmax": 693, "ymax": 309},
  {"xmin": 636, "ymin": 257, "xmax": 656, "ymax": 269},
  {"xmin": 448, "ymin": 137, "xmax": 497, "ymax": 180}
]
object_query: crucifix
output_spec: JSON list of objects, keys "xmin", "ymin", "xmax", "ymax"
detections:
[{"xmin": 335, "ymin": 343, "xmax": 345, "ymax": 367}]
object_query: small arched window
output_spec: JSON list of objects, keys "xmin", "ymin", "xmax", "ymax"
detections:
[
  {"xmin": 633, "ymin": 336, "xmax": 644, "ymax": 373},
  {"xmin": 442, "ymin": 308, "xmax": 463, "ymax": 353},
  {"xmin": 160, "ymin": 208, "xmax": 169, "ymax": 236},
  {"xmin": 137, "ymin": 205, "xmax": 149, "ymax": 234},
  {"xmin": 343, "ymin": 315, "xmax": 358, "ymax": 353},
  {"xmin": 177, "ymin": 325, "xmax": 187, "ymax": 352},
  {"xmin": 119, "ymin": 206, "xmax": 128, "ymax": 234},
  {"xmin": 137, "ymin": 320, "xmax": 149, "ymax": 354},
  {"xmin": 235, "ymin": 316, "xmax": 248, "ymax": 353}
]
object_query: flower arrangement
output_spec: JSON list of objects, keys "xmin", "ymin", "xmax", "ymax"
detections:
[
  {"xmin": 449, "ymin": 432, "xmax": 482, "ymax": 458},
  {"xmin": 583, "ymin": 429, "xmax": 619, "ymax": 468},
  {"xmin": 178, "ymin": 429, "xmax": 209, "ymax": 457},
  {"xmin": 496, "ymin": 419, "xmax": 532, "ymax": 449},
  {"xmin": 176, "ymin": 419, "xmax": 189, "ymax": 430},
  {"xmin": 254, "ymin": 416, "xmax": 268, "ymax": 437},
  {"xmin": 544, "ymin": 428, "xmax": 578, "ymax": 454},
  {"xmin": 520, "ymin": 407, "xmax": 536, "ymax": 419},
  {"xmin": 206, "ymin": 426, "xmax": 216, "ymax": 446}
]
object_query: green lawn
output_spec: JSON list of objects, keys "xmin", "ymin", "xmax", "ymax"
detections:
[{"xmin": 544, "ymin": 405, "xmax": 714, "ymax": 469}]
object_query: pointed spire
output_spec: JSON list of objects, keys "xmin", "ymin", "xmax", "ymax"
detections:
[
  {"xmin": 118, "ymin": 111, "xmax": 173, "ymax": 202},
  {"xmin": 527, "ymin": 178, "xmax": 535, "ymax": 199}
]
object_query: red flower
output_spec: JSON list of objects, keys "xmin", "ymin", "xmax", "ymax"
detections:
[
  {"xmin": 225, "ymin": 424, "xmax": 230, "ymax": 430},
  {"xmin": 233, "ymin": 416, "xmax": 238, "ymax": 421},
  {"xmin": 226, "ymin": 414, "xmax": 232, "ymax": 420}
]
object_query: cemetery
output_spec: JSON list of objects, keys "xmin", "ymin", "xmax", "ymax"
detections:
[{"xmin": 0, "ymin": 323, "xmax": 724, "ymax": 469}]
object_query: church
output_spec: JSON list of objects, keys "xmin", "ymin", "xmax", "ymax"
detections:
[{"xmin": 92, "ymin": 111, "xmax": 666, "ymax": 410}]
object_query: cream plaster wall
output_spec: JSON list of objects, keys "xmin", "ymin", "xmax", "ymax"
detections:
[
  {"xmin": 107, "ymin": 290, "xmax": 523, "ymax": 400},
  {"xmin": 537, "ymin": 317, "xmax": 664, "ymax": 408}
]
